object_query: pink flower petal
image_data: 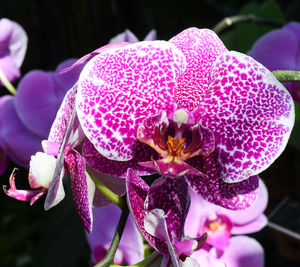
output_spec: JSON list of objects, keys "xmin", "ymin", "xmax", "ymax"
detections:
[
  {"xmin": 76, "ymin": 41, "xmax": 186, "ymax": 161},
  {"xmin": 169, "ymin": 27, "xmax": 227, "ymax": 111},
  {"xmin": 194, "ymin": 51, "xmax": 294, "ymax": 183},
  {"xmin": 65, "ymin": 149, "xmax": 94, "ymax": 233}
]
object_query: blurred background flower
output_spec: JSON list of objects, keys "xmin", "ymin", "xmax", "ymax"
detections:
[{"xmin": 248, "ymin": 22, "xmax": 300, "ymax": 104}]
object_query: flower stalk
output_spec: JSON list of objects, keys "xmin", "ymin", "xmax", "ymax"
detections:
[
  {"xmin": 88, "ymin": 170, "xmax": 124, "ymax": 209},
  {"xmin": 0, "ymin": 69, "xmax": 16, "ymax": 95},
  {"xmin": 110, "ymin": 251, "xmax": 160, "ymax": 267},
  {"xmin": 213, "ymin": 14, "xmax": 284, "ymax": 34},
  {"xmin": 273, "ymin": 70, "xmax": 300, "ymax": 82},
  {"xmin": 94, "ymin": 196, "xmax": 129, "ymax": 267}
]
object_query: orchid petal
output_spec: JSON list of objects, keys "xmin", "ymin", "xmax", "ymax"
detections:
[
  {"xmin": 0, "ymin": 55, "xmax": 20, "ymax": 83},
  {"xmin": 137, "ymin": 110, "xmax": 169, "ymax": 157},
  {"xmin": 169, "ymin": 27, "xmax": 227, "ymax": 110},
  {"xmin": 144, "ymin": 209, "xmax": 180, "ymax": 267},
  {"xmin": 86, "ymin": 166, "xmax": 126, "ymax": 208},
  {"xmin": 219, "ymin": 236, "xmax": 264, "ymax": 267},
  {"xmin": 0, "ymin": 18, "xmax": 27, "ymax": 67},
  {"xmin": 217, "ymin": 178, "xmax": 268, "ymax": 226},
  {"xmin": 29, "ymin": 152, "xmax": 57, "ymax": 189},
  {"xmin": 65, "ymin": 149, "xmax": 93, "ymax": 233},
  {"xmin": 126, "ymin": 169, "xmax": 168, "ymax": 254},
  {"xmin": 83, "ymin": 138, "xmax": 158, "ymax": 178},
  {"xmin": 191, "ymin": 249, "xmax": 226, "ymax": 267},
  {"xmin": 232, "ymin": 214, "xmax": 267, "ymax": 235},
  {"xmin": 86, "ymin": 205, "xmax": 144, "ymax": 265},
  {"xmin": 48, "ymin": 84, "xmax": 77, "ymax": 145},
  {"xmin": 144, "ymin": 30, "xmax": 157, "ymax": 41},
  {"xmin": 0, "ymin": 97, "xmax": 42, "ymax": 166},
  {"xmin": 186, "ymin": 155, "xmax": 259, "ymax": 210},
  {"xmin": 76, "ymin": 41, "xmax": 186, "ymax": 161},
  {"xmin": 194, "ymin": 51, "xmax": 294, "ymax": 183},
  {"xmin": 14, "ymin": 70, "xmax": 60, "ymax": 136},
  {"xmin": 145, "ymin": 176, "xmax": 190, "ymax": 243},
  {"xmin": 3, "ymin": 169, "xmax": 46, "ymax": 205},
  {"xmin": 59, "ymin": 42, "xmax": 129, "ymax": 74}
]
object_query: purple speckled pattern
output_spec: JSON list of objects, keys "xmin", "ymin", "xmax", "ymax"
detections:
[
  {"xmin": 76, "ymin": 41, "xmax": 186, "ymax": 161},
  {"xmin": 186, "ymin": 155, "xmax": 259, "ymax": 210},
  {"xmin": 65, "ymin": 149, "xmax": 92, "ymax": 233},
  {"xmin": 83, "ymin": 138, "xmax": 158, "ymax": 178},
  {"xmin": 193, "ymin": 51, "xmax": 294, "ymax": 183},
  {"xmin": 169, "ymin": 28, "xmax": 227, "ymax": 111},
  {"xmin": 48, "ymin": 84, "xmax": 77, "ymax": 145},
  {"xmin": 126, "ymin": 169, "xmax": 168, "ymax": 254},
  {"xmin": 145, "ymin": 176, "xmax": 190, "ymax": 245}
]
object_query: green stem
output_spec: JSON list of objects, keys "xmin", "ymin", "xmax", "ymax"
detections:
[
  {"xmin": 213, "ymin": 14, "xmax": 284, "ymax": 34},
  {"xmin": 0, "ymin": 69, "xmax": 16, "ymax": 95},
  {"xmin": 94, "ymin": 198, "xmax": 129, "ymax": 267},
  {"xmin": 110, "ymin": 251, "xmax": 160, "ymax": 267},
  {"xmin": 272, "ymin": 70, "xmax": 300, "ymax": 82},
  {"xmin": 88, "ymin": 170, "xmax": 124, "ymax": 209}
]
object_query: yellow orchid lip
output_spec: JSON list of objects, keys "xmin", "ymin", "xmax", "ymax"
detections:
[{"xmin": 166, "ymin": 136, "xmax": 185, "ymax": 160}]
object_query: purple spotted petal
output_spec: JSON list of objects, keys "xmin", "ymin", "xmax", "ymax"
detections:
[
  {"xmin": 219, "ymin": 236, "xmax": 264, "ymax": 267},
  {"xmin": 137, "ymin": 110, "xmax": 169, "ymax": 157},
  {"xmin": 194, "ymin": 51, "xmax": 294, "ymax": 183},
  {"xmin": 76, "ymin": 41, "xmax": 186, "ymax": 161},
  {"xmin": 83, "ymin": 138, "xmax": 158, "ymax": 178},
  {"xmin": 0, "ymin": 97, "xmax": 42, "ymax": 166},
  {"xmin": 60, "ymin": 42, "xmax": 129, "ymax": 74},
  {"xmin": 126, "ymin": 169, "xmax": 168, "ymax": 254},
  {"xmin": 169, "ymin": 28, "xmax": 227, "ymax": 111},
  {"xmin": 186, "ymin": 155, "xmax": 259, "ymax": 210},
  {"xmin": 48, "ymin": 85, "xmax": 77, "ymax": 145},
  {"xmin": 145, "ymin": 176, "xmax": 190, "ymax": 244},
  {"xmin": 65, "ymin": 149, "xmax": 94, "ymax": 233},
  {"xmin": 14, "ymin": 70, "xmax": 60, "ymax": 136},
  {"xmin": 139, "ymin": 158, "xmax": 204, "ymax": 177}
]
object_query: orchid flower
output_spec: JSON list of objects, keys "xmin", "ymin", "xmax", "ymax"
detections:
[
  {"xmin": 86, "ymin": 204, "xmax": 144, "ymax": 265},
  {"xmin": 0, "ymin": 18, "xmax": 27, "ymax": 86},
  {"xmin": 0, "ymin": 59, "xmax": 82, "ymax": 170},
  {"xmin": 248, "ymin": 22, "xmax": 300, "ymax": 104},
  {"xmin": 72, "ymin": 27, "xmax": 294, "ymax": 266},
  {"xmin": 185, "ymin": 179, "xmax": 268, "ymax": 267},
  {"xmin": 109, "ymin": 29, "xmax": 157, "ymax": 43}
]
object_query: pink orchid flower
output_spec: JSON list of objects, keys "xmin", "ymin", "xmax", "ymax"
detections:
[
  {"xmin": 185, "ymin": 179, "xmax": 268, "ymax": 267},
  {"xmin": 73, "ymin": 27, "xmax": 293, "ymax": 266},
  {"xmin": 0, "ymin": 18, "xmax": 27, "ymax": 84}
]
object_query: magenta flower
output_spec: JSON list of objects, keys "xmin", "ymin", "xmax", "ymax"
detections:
[
  {"xmin": 248, "ymin": 22, "xmax": 300, "ymax": 104},
  {"xmin": 86, "ymin": 205, "xmax": 144, "ymax": 265},
  {"xmin": 185, "ymin": 179, "xmax": 268, "ymax": 267},
  {"xmin": 0, "ymin": 59, "xmax": 82, "ymax": 168},
  {"xmin": 0, "ymin": 18, "xmax": 27, "ymax": 84},
  {"xmin": 73, "ymin": 27, "xmax": 293, "ymax": 266}
]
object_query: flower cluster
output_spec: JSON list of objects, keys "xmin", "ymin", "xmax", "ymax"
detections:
[{"xmin": 3, "ymin": 26, "xmax": 295, "ymax": 266}]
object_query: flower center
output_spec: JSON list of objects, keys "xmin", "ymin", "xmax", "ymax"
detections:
[{"xmin": 167, "ymin": 136, "xmax": 185, "ymax": 160}]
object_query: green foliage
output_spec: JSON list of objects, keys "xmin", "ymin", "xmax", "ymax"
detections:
[{"xmin": 220, "ymin": 0, "xmax": 285, "ymax": 52}]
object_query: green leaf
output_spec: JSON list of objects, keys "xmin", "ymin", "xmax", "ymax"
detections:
[{"xmin": 235, "ymin": 0, "xmax": 285, "ymax": 52}]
